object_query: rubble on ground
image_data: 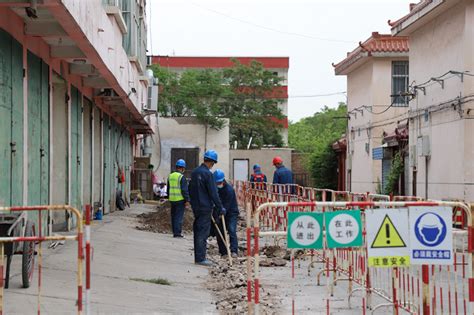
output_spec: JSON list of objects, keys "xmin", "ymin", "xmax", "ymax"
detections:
[
  {"xmin": 135, "ymin": 201, "xmax": 194, "ymax": 234},
  {"xmin": 259, "ymin": 257, "xmax": 287, "ymax": 267},
  {"xmin": 206, "ymin": 240, "xmax": 280, "ymax": 314},
  {"xmin": 263, "ymin": 245, "xmax": 290, "ymax": 260},
  {"xmin": 135, "ymin": 204, "xmax": 284, "ymax": 313}
]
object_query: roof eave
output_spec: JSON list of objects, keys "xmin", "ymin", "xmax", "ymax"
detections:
[
  {"xmin": 391, "ymin": 0, "xmax": 460, "ymax": 36},
  {"xmin": 335, "ymin": 51, "xmax": 408, "ymax": 75},
  {"xmin": 334, "ymin": 52, "xmax": 369, "ymax": 75},
  {"xmin": 371, "ymin": 52, "xmax": 409, "ymax": 58}
]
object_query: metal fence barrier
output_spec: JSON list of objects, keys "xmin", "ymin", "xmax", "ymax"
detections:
[
  {"xmin": 236, "ymin": 181, "xmax": 474, "ymax": 315},
  {"xmin": 0, "ymin": 205, "xmax": 92, "ymax": 315}
]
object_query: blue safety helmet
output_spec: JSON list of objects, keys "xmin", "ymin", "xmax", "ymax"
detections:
[
  {"xmin": 176, "ymin": 159, "xmax": 186, "ymax": 168},
  {"xmin": 204, "ymin": 150, "xmax": 218, "ymax": 163},
  {"xmin": 214, "ymin": 169, "xmax": 225, "ymax": 183},
  {"xmin": 253, "ymin": 164, "xmax": 261, "ymax": 171}
]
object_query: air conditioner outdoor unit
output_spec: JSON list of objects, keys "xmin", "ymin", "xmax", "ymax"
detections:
[
  {"xmin": 146, "ymin": 83, "xmax": 158, "ymax": 112},
  {"xmin": 142, "ymin": 136, "xmax": 153, "ymax": 156}
]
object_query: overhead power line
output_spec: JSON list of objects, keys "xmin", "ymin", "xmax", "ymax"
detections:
[
  {"xmin": 289, "ymin": 91, "xmax": 347, "ymax": 98},
  {"xmin": 190, "ymin": 3, "xmax": 355, "ymax": 44}
]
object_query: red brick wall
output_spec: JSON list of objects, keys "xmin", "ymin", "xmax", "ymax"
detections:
[{"xmin": 291, "ymin": 152, "xmax": 313, "ymax": 187}]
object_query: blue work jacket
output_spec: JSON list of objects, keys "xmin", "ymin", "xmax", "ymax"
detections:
[
  {"xmin": 189, "ymin": 164, "xmax": 224, "ymax": 212},
  {"xmin": 272, "ymin": 165, "xmax": 294, "ymax": 185},
  {"xmin": 218, "ymin": 182, "xmax": 239, "ymax": 214}
]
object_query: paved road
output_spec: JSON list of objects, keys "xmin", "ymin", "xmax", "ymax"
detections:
[{"xmin": 4, "ymin": 204, "xmax": 215, "ymax": 314}]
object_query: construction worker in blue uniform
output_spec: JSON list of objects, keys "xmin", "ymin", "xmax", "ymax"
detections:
[
  {"xmin": 272, "ymin": 156, "xmax": 294, "ymax": 194},
  {"xmin": 250, "ymin": 164, "xmax": 267, "ymax": 189},
  {"xmin": 213, "ymin": 169, "xmax": 239, "ymax": 258},
  {"xmin": 189, "ymin": 150, "xmax": 225, "ymax": 266},
  {"xmin": 167, "ymin": 159, "xmax": 190, "ymax": 238}
]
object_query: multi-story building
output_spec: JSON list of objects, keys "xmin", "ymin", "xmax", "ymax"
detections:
[
  {"xmin": 151, "ymin": 56, "xmax": 290, "ymax": 144},
  {"xmin": 333, "ymin": 32, "xmax": 409, "ymax": 194},
  {"xmin": 0, "ymin": 0, "xmax": 151, "ymax": 231},
  {"xmin": 391, "ymin": 0, "xmax": 474, "ymax": 201}
]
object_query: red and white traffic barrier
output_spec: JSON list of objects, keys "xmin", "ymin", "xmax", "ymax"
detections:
[
  {"xmin": 242, "ymin": 197, "xmax": 474, "ymax": 315},
  {"xmin": 0, "ymin": 205, "xmax": 84, "ymax": 314},
  {"xmin": 85, "ymin": 205, "xmax": 92, "ymax": 315}
]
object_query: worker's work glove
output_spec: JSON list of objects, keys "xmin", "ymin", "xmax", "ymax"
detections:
[{"xmin": 220, "ymin": 207, "xmax": 227, "ymax": 216}]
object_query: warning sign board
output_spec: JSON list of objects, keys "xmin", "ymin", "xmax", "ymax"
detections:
[
  {"xmin": 409, "ymin": 207, "xmax": 453, "ymax": 265},
  {"xmin": 366, "ymin": 208, "xmax": 410, "ymax": 267},
  {"xmin": 325, "ymin": 210, "xmax": 363, "ymax": 248},
  {"xmin": 371, "ymin": 215, "xmax": 407, "ymax": 248},
  {"xmin": 287, "ymin": 212, "xmax": 323, "ymax": 249}
]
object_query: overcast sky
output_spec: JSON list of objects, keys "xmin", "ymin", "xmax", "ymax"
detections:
[{"xmin": 148, "ymin": 0, "xmax": 412, "ymax": 122}]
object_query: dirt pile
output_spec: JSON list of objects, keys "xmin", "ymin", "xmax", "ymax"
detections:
[
  {"xmin": 206, "ymin": 241, "xmax": 279, "ymax": 314},
  {"xmin": 135, "ymin": 201, "xmax": 194, "ymax": 234}
]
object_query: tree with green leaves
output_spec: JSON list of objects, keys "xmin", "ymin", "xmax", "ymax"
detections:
[
  {"xmin": 222, "ymin": 59, "xmax": 285, "ymax": 148},
  {"xmin": 288, "ymin": 103, "xmax": 347, "ymax": 189},
  {"xmin": 150, "ymin": 59, "xmax": 285, "ymax": 147},
  {"xmin": 151, "ymin": 66, "xmax": 229, "ymax": 129}
]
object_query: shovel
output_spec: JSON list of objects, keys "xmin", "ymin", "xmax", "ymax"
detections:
[{"xmin": 211, "ymin": 215, "xmax": 233, "ymax": 266}]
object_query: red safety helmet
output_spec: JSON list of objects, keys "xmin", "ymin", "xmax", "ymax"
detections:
[{"xmin": 272, "ymin": 156, "xmax": 283, "ymax": 166}]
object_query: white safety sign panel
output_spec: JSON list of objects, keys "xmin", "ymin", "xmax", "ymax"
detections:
[
  {"xmin": 409, "ymin": 207, "xmax": 453, "ymax": 265},
  {"xmin": 366, "ymin": 208, "xmax": 410, "ymax": 267}
]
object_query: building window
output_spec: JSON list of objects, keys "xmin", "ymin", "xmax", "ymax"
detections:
[{"xmin": 392, "ymin": 61, "xmax": 409, "ymax": 106}]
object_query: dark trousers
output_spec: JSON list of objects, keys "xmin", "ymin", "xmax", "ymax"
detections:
[
  {"xmin": 216, "ymin": 211, "xmax": 239, "ymax": 255},
  {"xmin": 171, "ymin": 201, "xmax": 186, "ymax": 236},
  {"xmin": 193, "ymin": 208, "xmax": 212, "ymax": 263}
]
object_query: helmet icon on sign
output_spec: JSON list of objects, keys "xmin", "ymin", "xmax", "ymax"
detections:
[{"xmin": 414, "ymin": 212, "xmax": 447, "ymax": 247}]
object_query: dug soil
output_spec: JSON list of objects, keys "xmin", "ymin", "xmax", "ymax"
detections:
[
  {"xmin": 135, "ymin": 201, "xmax": 194, "ymax": 234},
  {"xmin": 135, "ymin": 204, "xmax": 283, "ymax": 314}
]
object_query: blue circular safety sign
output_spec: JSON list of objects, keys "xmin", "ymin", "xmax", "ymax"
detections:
[{"xmin": 414, "ymin": 212, "xmax": 447, "ymax": 247}]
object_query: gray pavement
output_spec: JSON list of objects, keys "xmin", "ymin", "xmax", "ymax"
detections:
[
  {"xmin": 258, "ymin": 243, "xmax": 414, "ymax": 314},
  {"xmin": 4, "ymin": 204, "xmax": 216, "ymax": 314}
]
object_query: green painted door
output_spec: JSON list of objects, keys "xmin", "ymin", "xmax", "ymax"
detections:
[
  {"xmin": 27, "ymin": 51, "xmax": 49, "ymax": 234},
  {"xmin": 102, "ymin": 114, "xmax": 111, "ymax": 213},
  {"xmin": 0, "ymin": 30, "xmax": 12, "ymax": 207},
  {"xmin": 123, "ymin": 131, "xmax": 131, "ymax": 202},
  {"xmin": 27, "ymin": 51, "xmax": 49, "ymax": 206},
  {"xmin": 111, "ymin": 120, "xmax": 118, "ymax": 211},
  {"xmin": 27, "ymin": 52, "xmax": 41, "ymax": 207},
  {"xmin": 10, "ymin": 37, "xmax": 24, "ymax": 206},
  {"xmin": 40, "ymin": 60, "xmax": 49, "ymax": 206},
  {"xmin": 0, "ymin": 29, "xmax": 24, "ymax": 207},
  {"xmin": 82, "ymin": 98, "xmax": 92, "ymax": 207},
  {"xmin": 70, "ymin": 86, "xmax": 82, "ymax": 212}
]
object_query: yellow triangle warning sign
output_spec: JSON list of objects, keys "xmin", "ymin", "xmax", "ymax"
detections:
[{"xmin": 371, "ymin": 215, "xmax": 407, "ymax": 248}]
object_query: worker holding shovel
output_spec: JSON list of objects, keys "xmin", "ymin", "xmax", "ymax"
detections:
[{"xmin": 213, "ymin": 169, "xmax": 239, "ymax": 259}]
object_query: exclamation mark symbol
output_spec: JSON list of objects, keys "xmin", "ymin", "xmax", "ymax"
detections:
[{"xmin": 385, "ymin": 223, "xmax": 390, "ymax": 245}]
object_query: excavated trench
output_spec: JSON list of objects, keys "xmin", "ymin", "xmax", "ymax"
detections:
[{"xmin": 135, "ymin": 203, "xmax": 292, "ymax": 314}]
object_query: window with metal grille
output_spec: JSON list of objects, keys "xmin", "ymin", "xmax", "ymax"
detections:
[{"xmin": 391, "ymin": 61, "xmax": 409, "ymax": 106}]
